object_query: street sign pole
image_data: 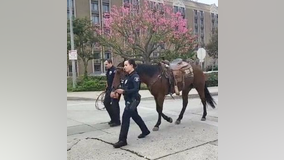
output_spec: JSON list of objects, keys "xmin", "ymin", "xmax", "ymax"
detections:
[{"xmin": 68, "ymin": 0, "xmax": 77, "ymax": 88}]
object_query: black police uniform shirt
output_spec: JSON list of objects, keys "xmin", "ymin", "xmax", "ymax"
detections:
[
  {"xmin": 121, "ymin": 71, "xmax": 141, "ymax": 103},
  {"xmin": 106, "ymin": 66, "xmax": 116, "ymax": 91}
]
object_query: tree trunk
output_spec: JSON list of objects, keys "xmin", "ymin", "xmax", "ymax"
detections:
[
  {"xmin": 144, "ymin": 55, "xmax": 151, "ymax": 64},
  {"xmin": 83, "ymin": 59, "xmax": 88, "ymax": 80}
]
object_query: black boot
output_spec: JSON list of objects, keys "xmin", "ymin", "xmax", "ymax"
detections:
[
  {"xmin": 109, "ymin": 121, "xmax": 121, "ymax": 127},
  {"xmin": 138, "ymin": 130, "xmax": 150, "ymax": 138},
  {"xmin": 113, "ymin": 140, "xmax": 127, "ymax": 148}
]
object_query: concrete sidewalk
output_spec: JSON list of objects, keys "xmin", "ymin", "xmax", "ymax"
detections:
[{"xmin": 67, "ymin": 87, "xmax": 218, "ymax": 101}]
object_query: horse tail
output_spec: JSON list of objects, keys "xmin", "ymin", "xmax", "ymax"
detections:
[{"xmin": 204, "ymin": 84, "xmax": 216, "ymax": 108}]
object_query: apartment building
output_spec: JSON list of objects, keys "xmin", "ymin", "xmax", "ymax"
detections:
[{"xmin": 67, "ymin": 0, "xmax": 218, "ymax": 76}]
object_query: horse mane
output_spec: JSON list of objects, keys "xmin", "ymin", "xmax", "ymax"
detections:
[
  {"xmin": 136, "ymin": 64, "xmax": 161, "ymax": 77},
  {"xmin": 117, "ymin": 62, "xmax": 161, "ymax": 78}
]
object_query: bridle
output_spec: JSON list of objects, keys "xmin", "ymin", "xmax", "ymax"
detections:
[{"xmin": 111, "ymin": 66, "xmax": 124, "ymax": 90}]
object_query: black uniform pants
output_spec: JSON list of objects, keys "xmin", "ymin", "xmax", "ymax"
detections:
[
  {"xmin": 103, "ymin": 90, "xmax": 120, "ymax": 124},
  {"xmin": 119, "ymin": 103, "xmax": 149, "ymax": 141}
]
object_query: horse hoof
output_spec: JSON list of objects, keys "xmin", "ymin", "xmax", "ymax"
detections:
[
  {"xmin": 201, "ymin": 117, "xmax": 206, "ymax": 121},
  {"xmin": 168, "ymin": 118, "xmax": 173, "ymax": 123},
  {"xmin": 175, "ymin": 120, "xmax": 181, "ymax": 125},
  {"xmin": 153, "ymin": 127, "xmax": 159, "ymax": 131}
]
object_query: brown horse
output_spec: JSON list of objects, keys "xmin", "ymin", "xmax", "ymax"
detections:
[{"xmin": 112, "ymin": 61, "xmax": 216, "ymax": 131}]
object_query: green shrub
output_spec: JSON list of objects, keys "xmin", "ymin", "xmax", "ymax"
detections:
[
  {"xmin": 67, "ymin": 76, "xmax": 106, "ymax": 92},
  {"xmin": 206, "ymin": 72, "xmax": 218, "ymax": 87}
]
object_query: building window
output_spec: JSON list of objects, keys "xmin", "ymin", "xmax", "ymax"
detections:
[
  {"xmin": 67, "ymin": 0, "xmax": 74, "ymax": 9},
  {"xmin": 91, "ymin": 1, "xmax": 98, "ymax": 12},
  {"xmin": 92, "ymin": 14, "xmax": 99, "ymax": 24},
  {"xmin": 67, "ymin": 11, "xmax": 75, "ymax": 19},
  {"xmin": 103, "ymin": 3, "xmax": 109, "ymax": 12},
  {"xmin": 149, "ymin": 1, "xmax": 155, "ymax": 9},
  {"xmin": 216, "ymin": 14, "xmax": 218, "ymax": 25},
  {"xmin": 105, "ymin": 52, "xmax": 111, "ymax": 59},
  {"xmin": 68, "ymin": 61, "xmax": 78, "ymax": 76},
  {"xmin": 94, "ymin": 65, "xmax": 101, "ymax": 72},
  {"xmin": 194, "ymin": 18, "xmax": 198, "ymax": 24},
  {"xmin": 94, "ymin": 52, "xmax": 100, "ymax": 59},
  {"xmin": 200, "ymin": 11, "xmax": 204, "ymax": 17},
  {"xmin": 195, "ymin": 27, "xmax": 198, "ymax": 34},
  {"xmin": 180, "ymin": 7, "xmax": 185, "ymax": 18},
  {"xmin": 194, "ymin": 10, "xmax": 198, "ymax": 15},
  {"xmin": 132, "ymin": 0, "xmax": 139, "ymax": 5},
  {"xmin": 174, "ymin": 6, "xmax": 178, "ymax": 13}
]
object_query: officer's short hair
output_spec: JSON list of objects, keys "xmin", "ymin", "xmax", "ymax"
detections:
[
  {"xmin": 126, "ymin": 59, "xmax": 137, "ymax": 68},
  {"xmin": 105, "ymin": 59, "xmax": 112, "ymax": 64}
]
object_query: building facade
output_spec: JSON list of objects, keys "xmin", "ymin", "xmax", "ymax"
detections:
[{"xmin": 67, "ymin": 0, "xmax": 218, "ymax": 76}]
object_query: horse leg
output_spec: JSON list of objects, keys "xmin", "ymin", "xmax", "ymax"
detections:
[
  {"xmin": 196, "ymin": 84, "xmax": 207, "ymax": 121},
  {"xmin": 153, "ymin": 95, "xmax": 172, "ymax": 131},
  {"xmin": 175, "ymin": 86, "xmax": 192, "ymax": 125},
  {"xmin": 153, "ymin": 96, "xmax": 162, "ymax": 131}
]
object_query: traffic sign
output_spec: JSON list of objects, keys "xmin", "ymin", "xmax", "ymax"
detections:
[{"xmin": 69, "ymin": 50, "xmax": 77, "ymax": 60}]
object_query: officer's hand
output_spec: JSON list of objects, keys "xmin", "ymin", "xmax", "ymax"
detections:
[
  {"xmin": 115, "ymin": 89, "xmax": 124, "ymax": 94},
  {"xmin": 110, "ymin": 92, "xmax": 116, "ymax": 98}
]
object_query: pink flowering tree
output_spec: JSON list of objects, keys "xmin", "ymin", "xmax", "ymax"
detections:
[{"xmin": 94, "ymin": 1, "xmax": 197, "ymax": 64}]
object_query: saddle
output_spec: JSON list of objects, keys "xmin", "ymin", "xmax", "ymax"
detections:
[{"xmin": 169, "ymin": 58, "xmax": 194, "ymax": 95}]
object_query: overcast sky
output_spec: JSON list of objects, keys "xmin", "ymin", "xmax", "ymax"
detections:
[{"xmin": 195, "ymin": 0, "xmax": 218, "ymax": 6}]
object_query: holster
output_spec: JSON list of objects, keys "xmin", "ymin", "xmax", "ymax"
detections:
[{"xmin": 125, "ymin": 94, "xmax": 141, "ymax": 111}]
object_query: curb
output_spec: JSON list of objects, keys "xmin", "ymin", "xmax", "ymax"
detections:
[{"xmin": 67, "ymin": 92, "xmax": 218, "ymax": 101}]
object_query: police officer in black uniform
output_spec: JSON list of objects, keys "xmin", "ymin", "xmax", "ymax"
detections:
[
  {"xmin": 112, "ymin": 59, "xmax": 150, "ymax": 148},
  {"xmin": 104, "ymin": 59, "xmax": 121, "ymax": 127}
]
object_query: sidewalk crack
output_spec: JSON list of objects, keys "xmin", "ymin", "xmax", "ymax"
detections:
[
  {"xmin": 153, "ymin": 139, "xmax": 218, "ymax": 160},
  {"xmin": 86, "ymin": 137, "xmax": 151, "ymax": 160},
  {"xmin": 67, "ymin": 139, "xmax": 81, "ymax": 151}
]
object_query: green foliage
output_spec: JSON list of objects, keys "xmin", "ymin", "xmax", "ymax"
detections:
[
  {"xmin": 67, "ymin": 17, "xmax": 99, "ymax": 79},
  {"xmin": 67, "ymin": 73, "xmax": 218, "ymax": 92},
  {"xmin": 206, "ymin": 72, "xmax": 218, "ymax": 87},
  {"xmin": 161, "ymin": 50, "xmax": 197, "ymax": 62},
  {"xmin": 68, "ymin": 76, "xmax": 106, "ymax": 92},
  {"xmin": 206, "ymin": 28, "xmax": 218, "ymax": 59}
]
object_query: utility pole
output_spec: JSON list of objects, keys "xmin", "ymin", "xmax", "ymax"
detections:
[{"xmin": 68, "ymin": 0, "xmax": 77, "ymax": 88}]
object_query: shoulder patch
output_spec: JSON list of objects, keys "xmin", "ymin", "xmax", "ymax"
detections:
[{"xmin": 134, "ymin": 77, "xmax": 140, "ymax": 82}]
